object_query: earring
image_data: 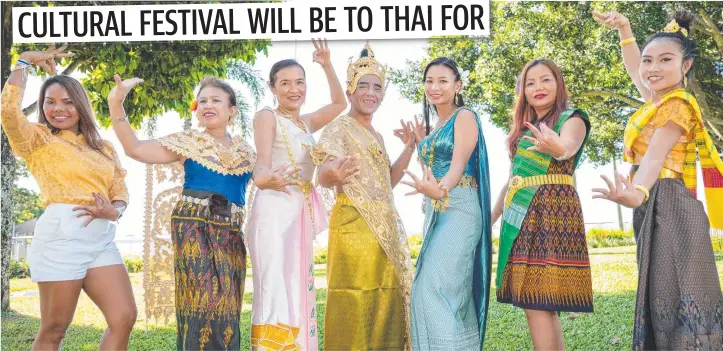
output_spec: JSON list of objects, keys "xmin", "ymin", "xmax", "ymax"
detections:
[
  {"xmin": 273, "ymin": 95, "xmax": 278, "ymax": 106},
  {"xmin": 684, "ymin": 75, "xmax": 688, "ymax": 88}
]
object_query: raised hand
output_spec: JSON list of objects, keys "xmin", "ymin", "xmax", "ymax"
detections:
[
  {"xmin": 328, "ymin": 156, "xmax": 360, "ymax": 186},
  {"xmin": 312, "ymin": 38, "xmax": 331, "ymax": 68},
  {"xmin": 108, "ymin": 74, "xmax": 144, "ymax": 104},
  {"xmin": 72, "ymin": 193, "xmax": 121, "ymax": 227},
  {"xmin": 264, "ymin": 164, "xmax": 302, "ymax": 195},
  {"xmin": 19, "ymin": 43, "xmax": 74, "ymax": 75},
  {"xmin": 393, "ymin": 119, "xmax": 416, "ymax": 151},
  {"xmin": 523, "ymin": 122, "xmax": 567, "ymax": 158},
  {"xmin": 410, "ymin": 114, "xmax": 426, "ymax": 144},
  {"xmin": 592, "ymin": 172, "xmax": 646, "ymax": 208},
  {"xmin": 401, "ymin": 166, "xmax": 445, "ymax": 200},
  {"xmin": 592, "ymin": 10, "xmax": 630, "ymax": 30}
]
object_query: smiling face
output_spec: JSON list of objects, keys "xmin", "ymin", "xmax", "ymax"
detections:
[
  {"xmin": 42, "ymin": 83, "xmax": 80, "ymax": 133},
  {"xmin": 271, "ymin": 65, "xmax": 307, "ymax": 111},
  {"xmin": 195, "ymin": 86, "xmax": 237, "ymax": 129},
  {"xmin": 348, "ymin": 74, "xmax": 384, "ymax": 116},
  {"xmin": 640, "ymin": 38, "xmax": 691, "ymax": 95},
  {"xmin": 523, "ymin": 63, "xmax": 558, "ymax": 113},
  {"xmin": 424, "ymin": 64, "xmax": 461, "ymax": 107}
]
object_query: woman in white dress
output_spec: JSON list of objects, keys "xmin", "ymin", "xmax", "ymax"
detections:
[{"xmin": 247, "ymin": 39, "xmax": 348, "ymax": 350}]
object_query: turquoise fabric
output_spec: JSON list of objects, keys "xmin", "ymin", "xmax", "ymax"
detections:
[{"xmin": 412, "ymin": 108, "xmax": 492, "ymax": 349}]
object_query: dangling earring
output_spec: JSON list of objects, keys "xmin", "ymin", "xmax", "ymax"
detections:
[
  {"xmin": 273, "ymin": 95, "xmax": 278, "ymax": 106},
  {"xmin": 684, "ymin": 75, "xmax": 688, "ymax": 88}
]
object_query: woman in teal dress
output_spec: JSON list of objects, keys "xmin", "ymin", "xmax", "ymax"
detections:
[{"xmin": 402, "ymin": 57, "xmax": 492, "ymax": 350}]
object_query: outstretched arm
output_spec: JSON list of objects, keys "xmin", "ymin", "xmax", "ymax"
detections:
[
  {"xmin": 301, "ymin": 39, "xmax": 347, "ymax": 133},
  {"xmin": 107, "ymin": 74, "xmax": 180, "ymax": 164},
  {"xmin": 593, "ymin": 10, "xmax": 650, "ymax": 101}
]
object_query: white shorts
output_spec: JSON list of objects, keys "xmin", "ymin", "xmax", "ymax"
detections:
[{"xmin": 28, "ymin": 203, "xmax": 124, "ymax": 282}]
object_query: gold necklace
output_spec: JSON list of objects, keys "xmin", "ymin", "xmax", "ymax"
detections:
[
  {"xmin": 350, "ymin": 117, "xmax": 387, "ymax": 165},
  {"xmin": 205, "ymin": 131, "xmax": 235, "ymax": 169},
  {"xmin": 276, "ymin": 107, "xmax": 307, "ymax": 132},
  {"xmin": 275, "ymin": 111, "xmax": 317, "ymax": 230},
  {"xmin": 422, "ymin": 107, "xmax": 460, "ymax": 166}
]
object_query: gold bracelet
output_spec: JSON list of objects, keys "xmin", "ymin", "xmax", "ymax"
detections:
[
  {"xmin": 619, "ymin": 37, "xmax": 636, "ymax": 47},
  {"xmin": 431, "ymin": 182, "xmax": 450, "ymax": 212},
  {"xmin": 634, "ymin": 184, "xmax": 649, "ymax": 203}
]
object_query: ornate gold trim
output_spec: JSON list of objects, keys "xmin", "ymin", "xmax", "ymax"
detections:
[{"xmin": 158, "ymin": 129, "xmax": 256, "ymax": 175}]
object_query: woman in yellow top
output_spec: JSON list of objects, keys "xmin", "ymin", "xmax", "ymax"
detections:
[
  {"xmin": 593, "ymin": 10, "xmax": 723, "ymax": 349},
  {"xmin": 1, "ymin": 45, "xmax": 136, "ymax": 350}
]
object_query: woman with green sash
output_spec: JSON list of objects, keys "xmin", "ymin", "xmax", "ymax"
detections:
[
  {"xmin": 402, "ymin": 57, "xmax": 492, "ymax": 350},
  {"xmin": 491, "ymin": 58, "xmax": 592, "ymax": 350},
  {"xmin": 593, "ymin": 10, "xmax": 723, "ymax": 350}
]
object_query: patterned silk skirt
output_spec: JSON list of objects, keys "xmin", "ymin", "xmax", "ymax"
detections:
[
  {"xmin": 496, "ymin": 181, "xmax": 594, "ymax": 313},
  {"xmin": 324, "ymin": 194, "xmax": 406, "ymax": 351},
  {"xmin": 171, "ymin": 189, "xmax": 247, "ymax": 351},
  {"xmin": 632, "ymin": 178, "xmax": 722, "ymax": 350},
  {"xmin": 411, "ymin": 187, "xmax": 483, "ymax": 350}
]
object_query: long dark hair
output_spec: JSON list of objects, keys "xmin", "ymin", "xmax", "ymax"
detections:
[
  {"xmin": 505, "ymin": 59, "xmax": 570, "ymax": 158},
  {"xmin": 641, "ymin": 10, "xmax": 697, "ymax": 87},
  {"xmin": 422, "ymin": 57, "xmax": 465, "ymax": 135},
  {"xmin": 37, "ymin": 75, "xmax": 108, "ymax": 157}
]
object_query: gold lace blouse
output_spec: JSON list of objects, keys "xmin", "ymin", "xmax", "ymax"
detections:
[
  {"xmin": 1, "ymin": 84, "xmax": 129, "ymax": 207},
  {"xmin": 630, "ymin": 97, "xmax": 697, "ymax": 173}
]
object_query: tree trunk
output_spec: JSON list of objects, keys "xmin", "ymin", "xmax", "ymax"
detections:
[
  {"xmin": 611, "ymin": 154, "xmax": 624, "ymax": 231},
  {"xmin": 1, "ymin": 1, "xmax": 17, "ymax": 312},
  {"xmin": 697, "ymin": 9, "xmax": 723, "ymax": 57}
]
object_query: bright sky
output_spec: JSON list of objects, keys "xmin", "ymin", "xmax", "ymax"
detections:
[{"xmin": 16, "ymin": 38, "xmax": 671, "ymax": 245}]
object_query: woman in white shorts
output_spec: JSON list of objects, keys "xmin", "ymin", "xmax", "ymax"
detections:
[{"xmin": 1, "ymin": 44, "xmax": 136, "ymax": 351}]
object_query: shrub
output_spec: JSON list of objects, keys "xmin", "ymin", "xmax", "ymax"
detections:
[
  {"xmin": 586, "ymin": 228, "xmax": 635, "ymax": 248},
  {"xmin": 124, "ymin": 256, "xmax": 144, "ymax": 273},
  {"xmin": 9, "ymin": 259, "xmax": 30, "ymax": 279},
  {"xmin": 314, "ymin": 246, "xmax": 328, "ymax": 265},
  {"xmin": 408, "ymin": 234, "xmax": 422, "ymax": 259},
  {"xmin": 711, "ymin": 236, "xmax": 723, "ymax": 253}
]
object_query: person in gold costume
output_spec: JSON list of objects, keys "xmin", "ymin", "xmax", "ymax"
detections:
[{"xmin": 312, "ymin": 43, "xmax": 416, "ymax": 350}]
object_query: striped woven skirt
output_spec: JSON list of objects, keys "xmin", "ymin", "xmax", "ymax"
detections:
[{"xmin": 171, "ymin": 189, "xmax": 247, "ymax": 351}]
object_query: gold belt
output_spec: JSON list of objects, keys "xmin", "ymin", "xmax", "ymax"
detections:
[
  {"xmin": 629, "ymin": 166, "xmax": 682, "ymax": 181},
  {"xmin": 505, "ymin": 174, "xmax": 574, "ymax": 206},
  {"xmin": 295, "ymin": 181, "xmax": 313, "ymax": 194},
  {"xmin": 457, "ymin": 175, "xmax": 478, "ymax": 189}
]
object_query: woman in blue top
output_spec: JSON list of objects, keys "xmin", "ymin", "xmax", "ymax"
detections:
[
  {"xmin": 402, "ymin": 57, "xmax": 493, "ymax": 350},
  {"xmin": 107, "ymin": 75, "xmax": 255, "ymax": 350}
]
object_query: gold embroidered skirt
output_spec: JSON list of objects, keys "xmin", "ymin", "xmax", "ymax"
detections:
[{"xmin": 324, "ymin": 194, "xmax": 405, "ymax": 351}]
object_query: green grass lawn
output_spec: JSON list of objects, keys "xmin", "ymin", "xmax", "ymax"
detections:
[{"xmin": 3, "ymin": 246, "xmax": 723, "ymax": 350}]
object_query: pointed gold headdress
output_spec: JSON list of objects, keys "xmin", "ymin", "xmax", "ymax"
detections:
[
  {"xmin": 663, "ymin": 19, "xmax": 688, "ymax": 37},
  {"xmin": 346, "ymin": 42, "xmax": 386, "ymax": 93}
]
